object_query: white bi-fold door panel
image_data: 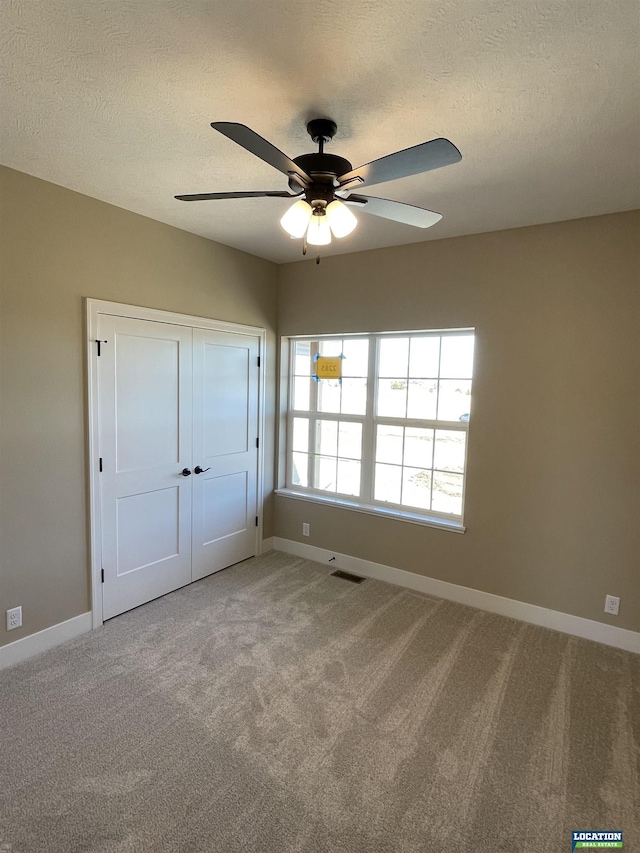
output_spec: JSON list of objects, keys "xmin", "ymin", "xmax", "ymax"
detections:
[
  {"xmin": 191, "ymin": 329, "xmax": 259, "ymax": 581},
  {"xmin": 98, "ymin": 315, "xmax": 259, "ymax": 620},
  {"xmin": 99, "ymin": 316, "xmax": 193, "ymax": 620}
]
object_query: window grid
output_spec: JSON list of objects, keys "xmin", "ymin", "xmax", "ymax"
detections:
[{"xmin": 287, "ymin": 331, "xmax": 473, "ymax": 521}]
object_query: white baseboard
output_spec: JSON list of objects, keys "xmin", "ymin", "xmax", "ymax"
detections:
[
  {"xmin": 261, "ymin": 537, "xmax": 275, "ymax": 553},
  {"xmin": 0, "ymin": 611, "xmax": 93, "ymax": 670},
  {"xmin": 273, "ymin": 537, "xmax": 640, "ymax": 654}
]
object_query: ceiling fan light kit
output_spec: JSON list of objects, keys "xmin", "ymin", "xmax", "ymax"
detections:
[
  {"xmin": 280, "ymin": 197, "xmax": 357, "ymax": 241},
  {"xmin": 280, "ymin": 199, "xmax": 313, "ymax": 238},
  {"xmin": 326, "ymin": 199, "xmax": 358, "ymax": 237},
  {"xmin": 176, "ymin": 117, "xmax": 462, "ymax": 259},
  {"xmin": 306, "ymin": 210, "xmax": 332, "ymax": 246}
]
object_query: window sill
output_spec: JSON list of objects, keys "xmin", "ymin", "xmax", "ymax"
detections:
[{"xmin": 275, "ymin": 489, "xmax": 466, "ymax": 534}]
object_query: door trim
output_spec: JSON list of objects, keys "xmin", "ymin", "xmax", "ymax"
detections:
[{"xmin": 86, "ymin": 298, "xmax": 267, "ymax": 629}]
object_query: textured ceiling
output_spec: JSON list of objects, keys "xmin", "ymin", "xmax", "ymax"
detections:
[{"xmin": 1, "ymin": 0, "xmax": 639, "ymax": 264}]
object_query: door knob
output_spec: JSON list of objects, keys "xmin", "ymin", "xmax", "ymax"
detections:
[
  {"xmin": 194, "ymin": 466, "xmax": 211, "ymax": 474},
  {"xmin": 181, "ymin": 468, "xmax": 192, "ymax": 477}
]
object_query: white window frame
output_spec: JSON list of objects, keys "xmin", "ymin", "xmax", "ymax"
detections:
[{"xmin": 278, "ymin": 329, "xmax": 474, "ymax": 533}]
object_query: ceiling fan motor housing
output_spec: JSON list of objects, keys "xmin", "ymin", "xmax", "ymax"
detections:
[{"xmin": 289, "ymin": 153, "xmax": 353, "ymax": 199}]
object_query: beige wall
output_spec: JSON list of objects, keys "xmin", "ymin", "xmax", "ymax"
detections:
[
  {"xmin": 1, "ymin": 165, "xmax": 638, "ymax": 649},
  {"xmin": 0, "ymin": 165, "xmax": 278, "ymax": 646},
  {"xmin": 277, "ymin": 211, "xmax": 640, "ymax": 632}
]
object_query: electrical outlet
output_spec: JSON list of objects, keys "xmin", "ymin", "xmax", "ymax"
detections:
[
  {"xmin": 6, "ymin": 606, "xmax": 22, "ymax": 631},
  {"xmin": 302, "ymin": 522, "xmax": 310, "ymax": 537},
  {"xmin": 604, "ymin": 595, "xmax": 620, "ymax": 616}
]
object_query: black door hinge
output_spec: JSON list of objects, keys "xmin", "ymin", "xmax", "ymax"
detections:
[
  {"xmin": 256, "ymin": 437, "xmax": 259, "ymax": 448},
  {"xmin": 257, "ymin": 356, "xmax": 261, "ymax": 367},
  {"xmin": 101, "ymin": 569, "xmax": 104, "ymax": 583},
  {"xmin": 99, "ymin": 457, "xmax": 103, "ymax": 472},
  {"xmin": 255, "ymin": 516, "xmax": 259, "ymax": 527},
  {"xmin": 95, "ymin": 339, "xmax": 107, "ymax": 356}
]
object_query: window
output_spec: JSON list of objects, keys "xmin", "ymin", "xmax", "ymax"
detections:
[{"xmin": 284, "ymin": 330, "xmax": 474, "ymax": 530}]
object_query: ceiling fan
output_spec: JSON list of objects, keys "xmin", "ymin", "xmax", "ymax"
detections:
[{"xmin": 176, "ymin": 119, "xmax": 461, "ymax": 254}]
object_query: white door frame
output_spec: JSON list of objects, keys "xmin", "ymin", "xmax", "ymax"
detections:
[{"xmin": 86, "ymin": 298, "xmax": 267, "ymax": 629}]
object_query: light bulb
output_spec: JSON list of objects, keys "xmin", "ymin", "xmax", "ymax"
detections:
[
  {"xmin": 280, "ymin": 200, "xmax": 312, "ymax": 238},
  {"xmin": 306, "ymin": 212, "xmax": 331, "ymax": 246},
  {"xmin": 326, "ymin": 199, "xmax": 357, "ymax": 238}
]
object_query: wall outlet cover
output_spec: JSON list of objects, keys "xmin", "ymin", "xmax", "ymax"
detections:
[
  {"xmin": 7, "ymin": 605, "xmax": 22, "ymax": 630},
  {"xmin": 604, "ymin": 595, "xmax": 620, "ymax": 616}
]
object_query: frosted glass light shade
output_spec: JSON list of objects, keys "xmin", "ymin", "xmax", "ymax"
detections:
[
  {"xmin": 326, "ymin": 199, "xmax": 357, "ymax": 237},
  {"xmin": 306, "ymin": 213, "xmax": 331, "ymax": 246},
  {"xmin": 280, "ymin": 200, "xmax": 312, "ymax": 238}
]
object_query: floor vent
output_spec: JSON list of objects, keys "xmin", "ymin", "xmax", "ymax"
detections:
[{"xmin": 330, "ymin": 570, "xmax": 366, "ymax": 584}]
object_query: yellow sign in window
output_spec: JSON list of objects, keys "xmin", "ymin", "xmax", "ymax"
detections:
[{"xmin": 315, "ymin": 356, "xmax": 342, "ymax": 379}]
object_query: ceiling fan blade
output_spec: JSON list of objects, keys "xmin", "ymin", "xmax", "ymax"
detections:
[
  {"xmin": 338, "ymin": 138, "xmax": 461, "ymax": 189},
  {"xmin": 211, "ymin": 122, "xmax": 311, "ymax": 187},
  {"xmin": 344, "ymin": 194, "xmax": 442, "ymax": 228},
  {"xmin": 175, "ymin": 190, "xmax": 299, "ymax": 201}
]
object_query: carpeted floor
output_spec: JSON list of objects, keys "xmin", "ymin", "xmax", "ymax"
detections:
[{"xmin": 1, "ymin": 550, "xmax": 638, "ymax": 852}]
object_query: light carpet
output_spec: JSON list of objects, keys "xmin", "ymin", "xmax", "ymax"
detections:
[{"xmin": 1, "ymin": 550, "xmax": 638, "ymax": 852}]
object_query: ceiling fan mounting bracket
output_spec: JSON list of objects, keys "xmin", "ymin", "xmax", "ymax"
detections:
[{"xmin": 306, "ymin": 118, "xmax": 337, "ymax": 144}]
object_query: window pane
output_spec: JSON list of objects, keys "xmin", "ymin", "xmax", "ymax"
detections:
[
  {"xmin": 319, "ymin": 339, "xmax": 343, "ymax": 357},
  {"xmin": 317, "ymin": 379, "xmax": 341, "ymax": 413},
  {"xmin": 292, "ymin": 417, "xmax": 309, "ymax": 453},
  {"xmin": 376, "ymin": 425, "xmax": 403, "ymax": 465},
  {"xmin": 401, "ymin": 467, "xmax": 432, "ymax": 510},
  {"xmin": 294, "ymin": 341, "xmax": 312, "ymax": 376},
  {"xmin": 314, "ymin": 455, "xmax": 337, "ymax": 492},
  {"xmin": 440, "ymin": 335, "xmax": 475, "ymax": 379},
  {"xmin": 404, "ymin": 428, "xmax": 434, "ymax": 468},
  {"xmin": 374, "ymin": 463, "xmax": 402, "ymax": 504},
  {"xmin": 291, "ymin": 452, "xmax": 308, "ymax": 487},
  {"xmin": 337, "ymin": 459, "xmax": 361, "ymax": 496},
  {"xmin": 433, "ymin": 430, "xmax": 466, "ymax": 473},
  {"xmin": 316, "ymin": 420, "xmax": 338, "ymax": 457},
  {"xmin": 341, "ymin": 378, "xmax": 367, "ymax": 415},
  {"xmin": 409, "ymin": 336, "xmax": 440, "ymax": 378},
  {"xmin": 293, "ymin": 376, "xmax": 310, "ymax": 411},
  {"xmin": 287, "ymin": 331, "xmax": 471, "ymax": 524},
  {"xmin": 338, "ymin": 422, "xmax": 363, "ymax": 460},
  {"xmin": 432, "ymin": 472, "xmax": 463, "ymax": 515},
  {"xmin": 407, "ymin": 379, "xmax": 438, "ymax": 420},
  {"xmin": 377, "ymin": 379, "xmax": 407, "ymax": 418},
  {"xmin": 437, "ymin": 380, "xmax": 472, "ymax": 421},
  {"xmin": 342, "ymin": 338, "xmax": 369, "ymax": 377},
  {"xmin": 379, "ymin": 338, "xmax": 409, "ymax": 378}
]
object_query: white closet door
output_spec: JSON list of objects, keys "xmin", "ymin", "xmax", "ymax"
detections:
[
  {"xmin": 191, "ymin": 328, "xmax": 259, "ymax": 581},
  {"xmin": 99, "ymin": 316, "xmax": 193, "ymax": 620}
]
